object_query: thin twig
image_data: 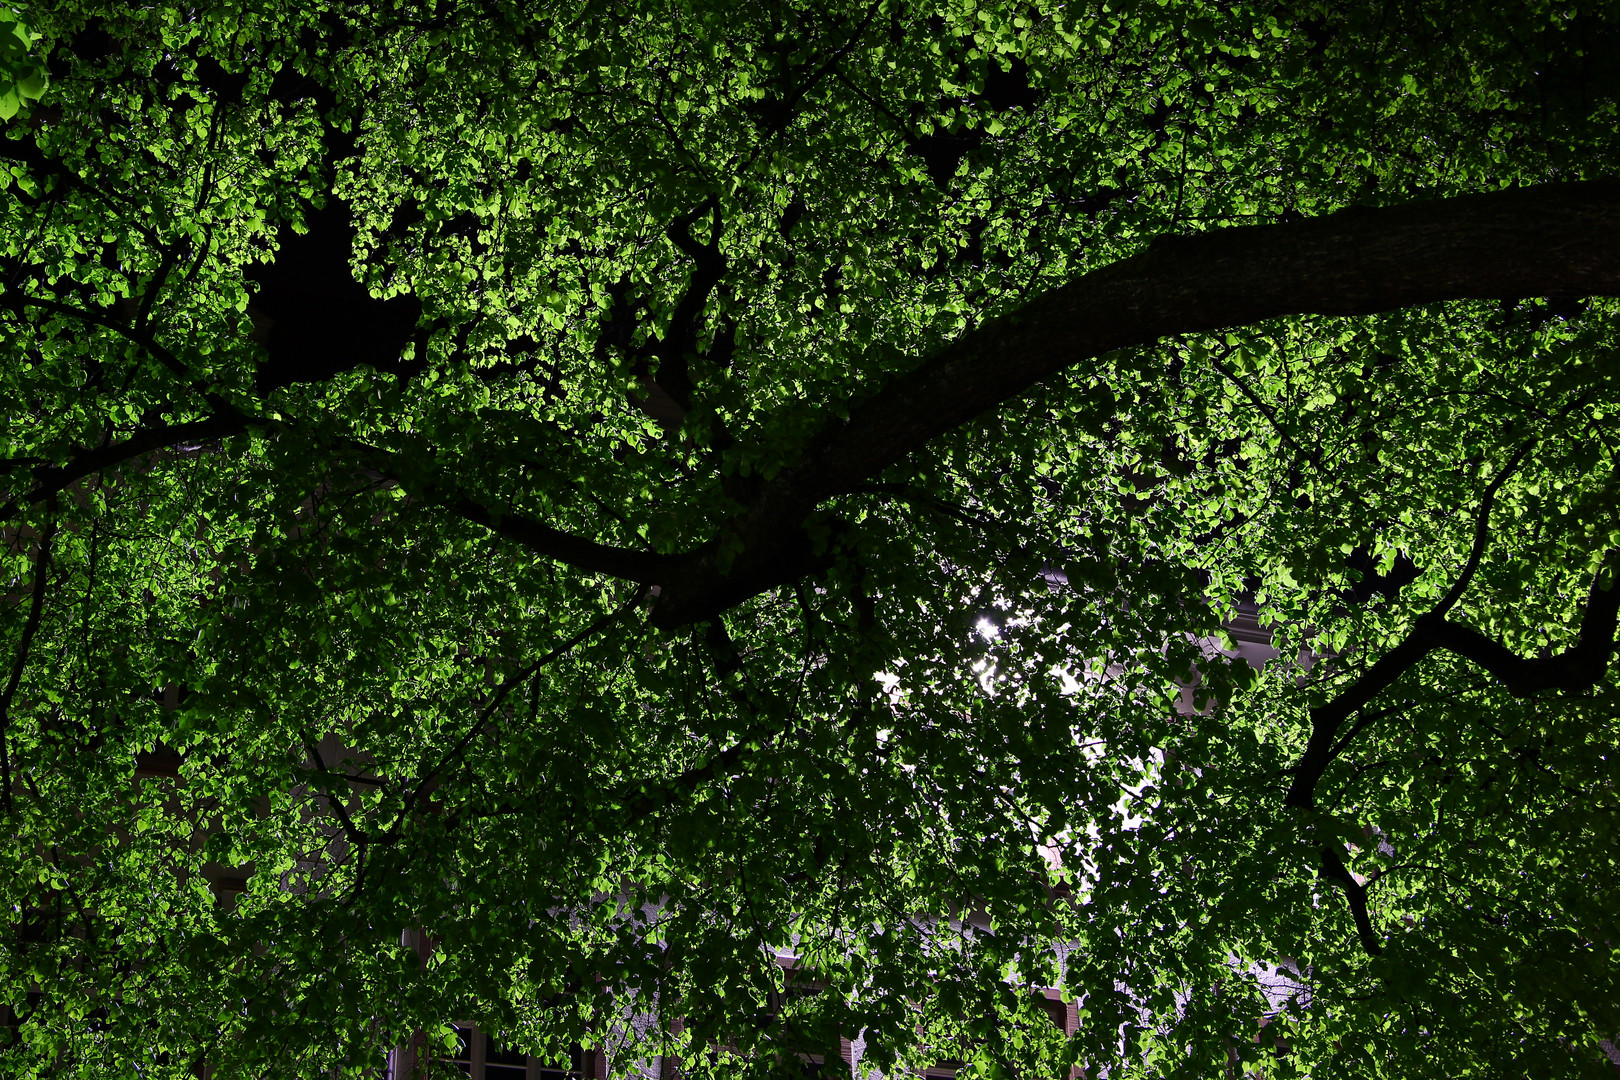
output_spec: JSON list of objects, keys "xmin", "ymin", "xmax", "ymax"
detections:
[
  {"xmin": 1430, "ymin": 439, "xmax": 1535, "ymax": 620},
  {"xmin": 395, "ymin": 592, "xmax": 642, "ymax": 827}
]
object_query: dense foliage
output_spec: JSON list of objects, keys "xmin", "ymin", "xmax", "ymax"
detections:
[{"xmin": 1, "ymin": 1, "xmax": 1618, "ymax": 1076}]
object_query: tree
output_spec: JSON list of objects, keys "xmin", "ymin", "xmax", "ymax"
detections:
[{"xmin": 1, "ymin": 1, "xmax": 1618, "ymax": 1076}]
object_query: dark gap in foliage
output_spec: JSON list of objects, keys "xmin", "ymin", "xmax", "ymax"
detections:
[
  {"xmin": 248, "ymin": 198, "xmax": 422, "ymax": 394},
  {"xmin": 981, "ymin": 56, "xmax": 1039, "ymax": 112},
  {"xmin": 194, "ymin": 56, "xmax": 249, "ymax": 104},
  {"xmin": 1343, "ymin": 547, "xmax": 1422, "ymax": 603},
  {"xmin": 58, "ymin": 18, "xmax": 116, "ymax": 71},
  {"xmin": 910, "ymin": 130, "xmax": 981, "ymax": 189}
]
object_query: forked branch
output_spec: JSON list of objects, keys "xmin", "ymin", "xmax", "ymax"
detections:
[
  {"xmin": 1285, "ymin": 443, "xmax": 1532, "ymax": 809},
  {"xmin": 1285, "ymin": 549, "xmax": 1619, "ymax": 811}
]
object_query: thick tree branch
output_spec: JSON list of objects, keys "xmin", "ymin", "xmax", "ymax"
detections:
[
  {"xmin": 335, "ymin": 437, "xmax": 670, "ymax": 583},
  {"xmin": 0, "ymin": 413, "xmax": 254, "ymax": 522},
  {"xmin": 1434, "ymin": 551, "xmax": 1619, "ymax": 696},
  {"xmin": 1319, "ymin": 845, "xmax": 1382, "ymax": 956},
  {"xmin": 447, "ymin": 498, "xmax": 668, "ymax": 583},
  {"xmin": 4, "ymin": 408, "xmax": 665, "ymax": 589},
  {"xmin": 652, "ymin": 181, "xmax": 1620, "ymax": 626},
  {"xmin": 655, "ymin": 197, "xmax": 726, "ymax": 417}
]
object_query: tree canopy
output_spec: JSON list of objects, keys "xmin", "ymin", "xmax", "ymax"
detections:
[{"xmin": 2, "ymin": 1, "xmax": 1619, "ymax": 1076}]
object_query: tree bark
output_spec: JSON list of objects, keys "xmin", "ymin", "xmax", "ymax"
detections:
[{"xmin": 651, "ymin": 180, "xmax": 1620, "ymax": 626}]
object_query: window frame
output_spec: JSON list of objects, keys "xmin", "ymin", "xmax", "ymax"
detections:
[{"xmin": 420, "ymin": 1023, "xmax": 598, "ymax": 1080}]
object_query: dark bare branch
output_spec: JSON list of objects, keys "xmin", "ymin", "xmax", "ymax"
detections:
[
  {"xmin": 622, "ymin": 724, "xmax": 768, "ymax": 819},
  {"xmin": 0, "ymin": 413, "xmax": 254, "ymax": 522},
  {"xmin": 656, "ymin": 196, "xmax": 726, "ymax": 416},
  {"xmin": 1, "ymin": 516, "xmax": 57, "ymax": 815},
  {"xmin": 447, "ymin": 498, "xmax": 669, "ymax": 584},
  {"xmin": 1282, "ymin": 442, "xmax": 1536, "ymax": 807},
  {"xmin": 1433, "ymin": 550, "xmax": 1619, "ymax": 696},
  {"xmin": 332, "ymin": 435, "xmax": 670, "ymax": 583},
  {"xmin": 1285, "ymin": 550, "xmax": 1616, "ymax": 810},
  {"xmin": 1319, "ymin": 845, "xmax": 1382, "ymax": 956},
  {"xmin": 1430, "ymin": 440, "xmax": 1535, "ymax": 620},
  {"xmin": 1284, "ymin": 543, "xmax": 1618, "ymax": 956},
  {"xmin": 299, "ymin": 732, "xmax": 374, "ymax": 851}
]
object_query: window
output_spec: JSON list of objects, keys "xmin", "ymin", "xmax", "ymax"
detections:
[
  {"xmin": 484, "ymin": 1035, "xmax": 530, "ymax": 1080},
  {"xmin": 430, "ymin": 1025, "xmax": 591, "ymax": 1080}
]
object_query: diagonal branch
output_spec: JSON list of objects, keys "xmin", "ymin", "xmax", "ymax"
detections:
[
  {"xmin": 3, "ymin": 293, "xmax": 248, "ymax": 419},
  {"xmin": 1324, "ymin": 702, "xmax": 1410, "ymax": 765},
  {"xmin": 655, "ymin": 196, "xmax": 727, "ymax": 419},
  {"xmin": 1207, "ymin": 346, "xmax": 1302, "ymax": 459},
  {"xmin": 1283, "ymin": 443, "xmax": 1532, "ymax": 807},
  {"xmin": 1284, "ymin": 546, "xmax": 1617, "ymax": 958},
  {"xmin": 0, "ymin": 413, "xmax": 255, "ymax": 522},
  {"xmin": 447, "ymin": 497, "xmax": 668, "ymax": 583},
  {"xmin": 300, "ymin": 732, "xmax": 375, "ymax": 852},
  {"xmin": 337, "ymin": 437, "xmax": 671, "ymax": 583},
  {"xmin": 1, "ymin": 515, "xmax": 58, "ymax": 815},
  {"xmin": 651, "ymin": 180, "xmax": 1620, "ymax": 626},
  {"xmin": 618, "ymin": 613, "xmax": 815, "ymax": 819},
  {"xmin": 734, "ymin": 0, "xmax": 886, "ymax": 172},
  {"xmin": 1284, "ymin": 445, "xmax": 1595, "ymax": 811},
  {"xmin": 1429, "ymin": 440, "xmax": 1535, "ymax": 620},
  {"xmin": 393, "ymin": 594, "xmax": 641, "ymax": 830},
  {"xmin": 1431, "ymin": 550, "xmax": 1619, "ymax": 697},
  {"xmin": 1319, "ymin": 845, "xmax": 1382, "ymax": 956},
  {"xmin": 622, "ymin": 724, "xmax": 767, "ymax": 819}
]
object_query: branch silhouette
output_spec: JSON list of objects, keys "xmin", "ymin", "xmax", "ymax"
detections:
[{"xmin": 651, "ymin": 180, "xmax": 1620, "ymax": 626}]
